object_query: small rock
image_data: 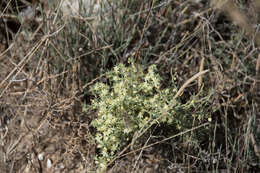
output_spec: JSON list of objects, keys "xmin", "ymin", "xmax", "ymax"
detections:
[
  {"xmin": 38, "ymin": 153, "xmax": 44, "ymax": 161},
  {"xmin": 47, "ymin": 158, "xmax": 52, "ymax": 169}
]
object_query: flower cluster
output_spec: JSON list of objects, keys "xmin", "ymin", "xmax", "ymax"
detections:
[{"xmin": 89, "ymin": 59, "xmax": 211, "ymax": 170}]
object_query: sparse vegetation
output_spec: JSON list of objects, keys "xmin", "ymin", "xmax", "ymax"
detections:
[{"xmin": 0, "ymin": 0, "xmax": 259, "ymax": 172}]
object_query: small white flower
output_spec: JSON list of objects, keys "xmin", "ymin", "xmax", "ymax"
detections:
[{"xmin": 123, "ymin": 128, "xmax": 131, "ymax": 134}]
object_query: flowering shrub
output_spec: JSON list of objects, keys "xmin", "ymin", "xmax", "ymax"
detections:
[{"xmin": 89, "ymin": 59, "xmax": 211, "ymax": 170}]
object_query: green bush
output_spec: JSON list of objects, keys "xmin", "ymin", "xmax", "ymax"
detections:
[{"xmin": 89, "ymin": 59, "xmax": 211, "ymax": 170}]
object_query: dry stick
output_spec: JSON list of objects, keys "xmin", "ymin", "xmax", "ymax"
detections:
[
  {"xmin": 134, "ymin": 0, "xmax": 155, "ymax": 61},
  {"xmin": 198, "ymin": 53, "xmax": 205, "ymax": 91},
  {"xmin": 0, "ymin": 14, "xmax": 18, "ymax": 19},
  {"xmin": 255, "ymin": 52, "xmax": 260, "ymax": 92},
  {"xmin": 81, "ymin": 74, "xmax": 106, "ymax": 90},
  {"xmin": 0, "ymin": 37, "xmax": 47, "ymax": 98},
  {"xmin": 129, "ymin": 0, "xmax": 182, "ymax": 18},
  {"xmin": 173, "ymin": 69, "xmax": 209, "ymax": 100},
  {"xmin": 0, "ymin": 43, "xmax": 15, "ymax": 61},
  {"xmin": 132, "ymin": 135, "xmax": 151, "ymax": 172},
  {"xmin": 107, "ymin": 69, "xmax": 209, "ymax": 167},
  {"xmin": 108, "ymin": 122, "xmax": 210, "ymax": 168},
  {"xmin": 224, "ymin": 107, "xmax": 230, "ymax": 173},
  {"xmin": 36, "ymin": 70, "xmax": 69, "ymax": 86},
  {"xmin": 124, "ymin": 122, "xmax": 209, "ymax": 157},
  {"xmin": 0, "ymin": 0, "xmax": 12, "ymax": 18},
  {"xmin": 250, "ymin": 133, "xmax": 260, "ymax": 159},
  {"xmin": 0, "ymin": 25, "xmax": 65, "ymax": 97},
  {"xmin": 256, "ymin": 53, "xmax": 260, "ymax": 75}
]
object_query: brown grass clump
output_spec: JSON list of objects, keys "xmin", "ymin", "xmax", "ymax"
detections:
[{"xmin": 0, "ymin": 0, "xmax": 259, "ymax": 172}]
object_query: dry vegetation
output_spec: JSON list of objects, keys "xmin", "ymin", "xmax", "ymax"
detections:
[{"xmin": 0, "ymin": 0, "xmax": 260, "ymax": 172}]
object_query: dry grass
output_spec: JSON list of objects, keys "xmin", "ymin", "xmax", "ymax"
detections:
[{"xmin": 0, "ymin": 0, "xmax": 259, "ymax": 172}]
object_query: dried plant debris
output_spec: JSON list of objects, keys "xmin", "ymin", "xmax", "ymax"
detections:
[
  {"xmin": 212, "ymin": 0, "xmax": 260, "ymax": 45},
  {"xmin": 0, "ymin": 0, "xmax": 259, "ymax": 172}
]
